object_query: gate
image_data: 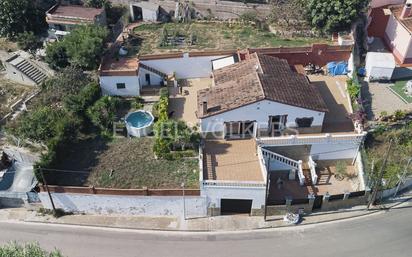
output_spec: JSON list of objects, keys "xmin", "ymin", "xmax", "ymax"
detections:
[{"xmin": 313, "ymin": 195, "xmax": 323, "ymax": 210}]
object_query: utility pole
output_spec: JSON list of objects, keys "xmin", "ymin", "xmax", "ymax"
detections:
[
  {"xmin": 368, "ymin": 139, "xmax": 393, "ymax": 209},
  {"xmin": 40, "ymin": 169, "xmax": 56, "ymax": 213}
]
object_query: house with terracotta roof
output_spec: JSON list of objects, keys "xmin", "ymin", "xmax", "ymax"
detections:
[
  {"xmin": 46, "ymin": 4, "xmax": 107, "ymax": 39},
  {"xmin": 197, "ymin": 53, "xmax": 329, "ymax": 139}
]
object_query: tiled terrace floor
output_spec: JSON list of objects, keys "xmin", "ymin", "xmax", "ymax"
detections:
[
  {"xmin": 309, "ymin": 75, "xmax": 354, "ymax": 133},
  {"xmin": 168, "ymin": 78, "xmax": 212, "ymax": 126},
  {"xmin": 203, "ymin": 139, "xmax": 263, "ymax": 181},
  {"xmin": 268, "ymin": 160, "xmax": 360, "ymax": 201}
]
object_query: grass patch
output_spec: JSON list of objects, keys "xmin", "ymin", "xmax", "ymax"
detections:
[
  {"xmin": 132, "ymin": 22, "xmax": 328, "ymax": 55},
  {"xmin": 389, "ymin": 80, "xmax": 412, "ymax": 103},
  {"xmin": 45, "ymin": 136, "xmax": 199, "ymax": 189}
]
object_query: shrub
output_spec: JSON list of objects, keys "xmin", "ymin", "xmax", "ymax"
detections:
[
  {"xmin": 45, "ymin": 41, "xmax": 69, "ymax": 70},
  {"xmin": 334, "ymin": 161, "xmax": 347, "ymax": 181},
  {"xmin": 87, "ymin": 96, "xmax": 120, "ymax": 133},
  {"xmin": 347, "ymin": 79, "xmax": 360, "ymax": 100},
  {"xmin": 0, "ymin": 242, "xmax": 64, "ymax": 257},
  {"xmin": 16, "ymin": 31, "xmax": 42, "ymax": 54},
  {"xmin": 393, "ymin": 110, "xmax": 406, "ymax": 121},
  {"xmin": 64, "ymin": 82, "xmax": 101, "ymax": 118}
]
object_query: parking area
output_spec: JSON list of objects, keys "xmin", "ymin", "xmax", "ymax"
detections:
[{"xmin": 362, "ymin": 82, "xmax": 412, "ymax": 120}]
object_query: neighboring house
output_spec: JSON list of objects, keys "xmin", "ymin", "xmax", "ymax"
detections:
[
  {"xmin": 130, "ymin": 2, "xmax": 160, "ymax": 22},
  {"xmin": 197, "ymin": 53, "xmax": 328, "ymax": 139},
  {"xmin": 46, "ymin": 4, "xmax": 107, "ymax": 39},
  {"xmin": 2, "ymin": 52, "xmax": 50, "ymax": 86},
  {"xmin": 384, "ymin": 1, "xmax": 412, "ymax": 65},
  {"xmin": 99, "ymin": 57, "xmax": 166, "ymax": 97}
]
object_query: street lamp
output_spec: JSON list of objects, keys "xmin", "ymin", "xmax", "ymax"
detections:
[{"xmin": 181, "ymin": 182, "xmax": 186, "ymax": 220}]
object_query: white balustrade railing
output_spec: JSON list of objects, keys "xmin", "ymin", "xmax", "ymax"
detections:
[
  {"xmin": 308, "ymin": 156, "xmax": 318, "ymax": 185},
  {"xmin": 202, "ymin": 180, "xmax": 266, "ymax": 188},
  {"xmin": 297, "ymin": 160, "xmax": 305, "ymax": 186},
  {"xmin": 261, "ymin": 148, "xmax": 299, "ymax": 169},
  {"xmin": 257, "ymin": 132, "xmax": 366, "ymax": 147}
]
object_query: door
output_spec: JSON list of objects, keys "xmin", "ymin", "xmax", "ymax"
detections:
[
  {"xmin": 221, "ymin": 199, "xmax": 252, "ymax": 215},
  {"xmin": 268, "ymin": 115, "xmax": 287, "ymax": 136},
  {"xmin": 224, "ymin": 121, "xmax": 255, "ymax": 138},
  {"xmin": 145, "ymin": 74, "xmax": 151, "ymax": 85},
  {"xmin": 313, "ymin": 195, "xmax": 323, "ymax": 210}
]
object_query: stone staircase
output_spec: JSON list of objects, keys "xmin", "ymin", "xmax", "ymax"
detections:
[
  {"xmin": 14, "ymin": 58, "xmax": 48, "ymax": 85},
  {"xmin": 139, "ymin": 63, "xmax": 167, "ymax": 79},
  {"xmin": 203, "ymin": 152, "xmax": 215, "ymax": 180}
]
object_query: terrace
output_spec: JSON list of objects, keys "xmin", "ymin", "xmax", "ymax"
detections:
[
  {"xmin": 308, "ymin": 75, "xmax": 354, "ymax": 133},
  {"xmin": 202, "ymin": 139, "xmax": 263, "ymax": 182}
]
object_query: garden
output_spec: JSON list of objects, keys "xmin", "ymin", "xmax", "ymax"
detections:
[{"xmin": 131, "ymin": 21, "xmax": 328, "ymax": 55}]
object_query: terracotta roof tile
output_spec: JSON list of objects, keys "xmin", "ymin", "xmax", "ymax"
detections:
[{"xmin": 197, "ymin": 53, "xmax": 328, "ymax": 118}]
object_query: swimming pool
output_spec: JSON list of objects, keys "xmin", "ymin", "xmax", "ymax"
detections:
[{"xmin": 125, "ymin": 110, "xmax": 154, "ymax": 137}]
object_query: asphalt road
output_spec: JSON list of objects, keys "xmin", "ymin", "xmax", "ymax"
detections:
[{"xmin": 0, "ymin": 206, "xmax": 411, "ymax": 257}]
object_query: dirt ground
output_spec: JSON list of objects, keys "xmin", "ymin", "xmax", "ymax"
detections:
[
  {"xmin": 133, "ymin": 22, "xmax": 328, "ymax": 55},
  {"xmin": 0, "ymin": 76, "xmax": 34, "ymax": 118}
]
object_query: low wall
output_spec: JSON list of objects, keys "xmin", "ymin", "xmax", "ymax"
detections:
[
  {"xmin": 320, "ymin": 191, "xmax": 369, "ymax": 212},
  {"xmin": 40, "ymin": 185, "xmax": 200, "ymax": 196},
  {"xmin": 39, "ymin": 192, "xmax": 207, "ymax": 217},
  {"xmin": 378, "ymin": 177, "xmax": 412, "ymax": 200}
]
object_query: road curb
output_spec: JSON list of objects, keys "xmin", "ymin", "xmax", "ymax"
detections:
[{"xmin": 11, "ymin": 197, "xmax": 412, "ymax": 234}]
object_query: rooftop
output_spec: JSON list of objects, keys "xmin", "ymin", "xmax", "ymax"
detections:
[
  {"xmin": 389, "ymin": 4, "xmax": 412, "ymax": 33},
  {"xmin": 46, "ymin": 4, "xmax": 104, "ymax": 25},
  {"xmin": 202, "ymin": 139, "xmax": 263, "ymax": 182},
  {"xmin": 197, "ymin": 53, "xmax": 329, "ymax": 118},
  {"xmin": 99, "ymin": 57, "xmax": 139, "ymax": 76}
]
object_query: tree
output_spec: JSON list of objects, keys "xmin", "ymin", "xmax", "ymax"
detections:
[
  {"xmin": 0, "ymin": 242, "xmax": 64, "ymax": 257},
  {"xmin": 306, "ymin": 0, "xmax": 368, "ymax": 33},
  {"xmin": 62, "ymin": 25, "xmax": 109, "ymax": 70},
  {"xmin": 87, "ymin": 96, "xmax": 120, "ymax": 132},
  {"xmin": 16, "ymin": 32, "xmax": 43, "ymax": 55},
  {"xmin": 45, "ymin": 42, "xmax": 69, "ymax": 70},
  {"xmin": 0, "ymin": 0, "xmax": 47, "ymax": 38},
  {"xmin": 84, "ymin": 0, "xmax": 111, "ymax": 9}
]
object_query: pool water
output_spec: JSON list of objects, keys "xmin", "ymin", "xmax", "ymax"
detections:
[{"xmin": 125, "ymin": 111, "xmax": 153, "ymax": 128}]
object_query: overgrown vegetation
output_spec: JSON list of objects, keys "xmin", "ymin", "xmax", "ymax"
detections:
[
  {"xmin": 364, "ymin": 122, "xmax": 412, "ymax": 190},
  {"xmin": 45, "ymin": 25, "xmax": 108, "ymax": 70},
  {"xmin": 5, "ymin": 66, "xmax": 103, "ymax": 182},
  {"xmin": 133, "ymin": 22, "xmax": 327, "ymax": 54},
  {"xmin": 0, "ymin": 242, "xmax": 64, "ymax": 257}
]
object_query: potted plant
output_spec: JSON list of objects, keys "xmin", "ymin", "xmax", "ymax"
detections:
[{"xmin": 334, "ymin": 161, "xmax": 347, "ymax": 181}]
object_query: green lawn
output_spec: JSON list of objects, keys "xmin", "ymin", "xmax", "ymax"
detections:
[
  {"xmin": 389, "ymin": 80, "xmax": 412, "ymax": 103},
  {"xmin": 46, "ymin": 136, "xmax": 199, "ymax": 189},
  {"xmin": 132, "ymin": 22, "xmax": 328, "ymax": 55}
]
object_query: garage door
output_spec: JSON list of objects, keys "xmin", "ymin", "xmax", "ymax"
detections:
[{"xmin": 221, "ymin": 199, "xmax": 252, "ymax": 215}]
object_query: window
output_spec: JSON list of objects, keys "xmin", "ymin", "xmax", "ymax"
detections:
[
  {"xmin": 295, "ymin": 117, "xmax": 314, "ymax": 128},
  {"xmin": 116, "ymin": 83, "xmax": 126, "ymax": 89}
]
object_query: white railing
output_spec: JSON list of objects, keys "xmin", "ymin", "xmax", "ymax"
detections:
[
  {"xmin": 261, "ymin": 148, "xmax": 299, "ymax": 169},
  {"xmin": 297, "ymin": 160, "xmax": 305, "ymax": 186},
  {"xmin": 308, "ymin": 156, "xmax": 318, "ymax": 185},
  {"xmin": 257, "ymin": 132, "xmax": 366, "ymax": 147},
  {"xmin": 257, "ymin": 146, "xmax": 268, "ymax": 183},
  {"xmin": 198, "ymin": 145, "xmax": 204, "ymax": 183},
  {"xmin": 202, "ymin": 180, "xmax": 266, "ymax": 188}
]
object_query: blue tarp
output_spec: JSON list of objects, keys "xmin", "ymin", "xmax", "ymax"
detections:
[{"xmin": 327, "ymin": 61, "xmax": 348, "ymax": 76}]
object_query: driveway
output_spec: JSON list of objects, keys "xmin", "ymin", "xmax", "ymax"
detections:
[
  {"xmin": 362, "ymin": 82, "xmax": 412, "ymax": 120},
  {"xmin": 0, "ymin": 147, "xmax": 38, "ymax": 192}
]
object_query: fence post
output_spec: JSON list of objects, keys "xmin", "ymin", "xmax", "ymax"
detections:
[
  {"xmin": 308, "ymin": 194, "xmax": 315, "ymax": 212},
  {"xmin": 143, "ymin": 187, "xmax": 149, "ymax": 196},
  {"xmin": 343, "ymin": 191, "xmax": 350, "ymax": 200}
]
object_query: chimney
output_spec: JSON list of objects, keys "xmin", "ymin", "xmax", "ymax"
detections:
[
  {"xmin": 401, "ymin": 2, "xmax": 412, "ymax": 19},
  {"xmin": 202, "ymin": 101, "xmax": 208, "ymax": 115}
]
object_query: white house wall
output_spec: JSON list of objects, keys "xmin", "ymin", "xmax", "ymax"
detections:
[
  {"xmin": 140, "ymin": 54, "xmax": 230, "ymax": 79},
  {"xmin": 200, "ymin": 100, "xmax": 325, "ymax": 133},
  {"xmin": 385, "ymin": 14, "xmax": 412, "ymax": 61},
  {"xmin": 201, "ymin": 186, "xmax": 266, "ymax": 209},
  {"xmin": 139, "ymin": 67, "xmax": 164, "ymax": 86},
  {"xmin": 100, "ymin": 75, "xmax": 140, "ymax": 97},
  {"xmin": 142, "ymin": 9, "xmax": 158, "ymax": 21},
  {"xmin": 310, "ymin": 143, "xmax": 359, "ymax": 160}
]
